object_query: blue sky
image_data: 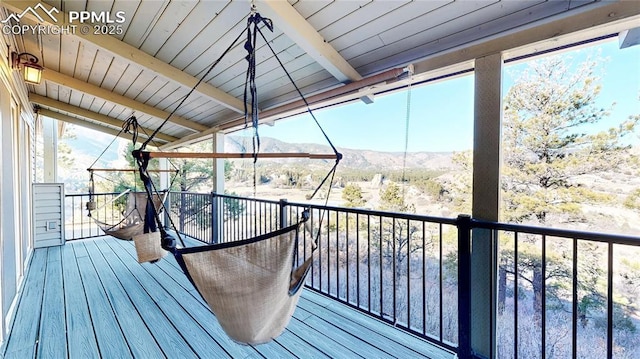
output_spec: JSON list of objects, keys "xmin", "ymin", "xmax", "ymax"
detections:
[{"xmin": 244, "ymin": 38, "xmax": 639, "ymax": 153}]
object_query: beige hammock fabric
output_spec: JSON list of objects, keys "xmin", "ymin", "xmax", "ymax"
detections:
[
  {"xmin": 174, "ymin": 223, "xmax": 313, "ymax": 345},
  {"xmin": 91, "ymin": 191, "xmax": 164, "ymax": 240},
  {"xmin": 132, "ymin": 231, "xmax": 167, "ymax": 263}
]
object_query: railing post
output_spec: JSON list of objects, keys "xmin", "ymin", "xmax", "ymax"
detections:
[
  {"xmin": 163, "ymin": 191, "xmax": 170, "ymax": 230},
  {"xmin": 457, "ymin": 214, "xmax": 472, "ymax": 358},
  {"xmin": 211, "ymin": 192, "xmax": 219, "ymax": 244},
  {"xmin": 179, "ymin": 191, "xmax": 186, "ymax": 232},
  {"xmin": 279, "ymin": 198, "xmax": 288, "ymax": 229}
]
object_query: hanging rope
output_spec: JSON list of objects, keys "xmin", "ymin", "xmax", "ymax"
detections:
[
  {"xmin": 139, "ymin": 23, "xmax": 248, "ymax": 152},
  {"xmin": 134, "ymin": 9, "xmax": 343, "ymax": 251},
  {"xmin": 401, "ymin": 66, "xmax": 413, "ymax": 204},
  {"xmin": 255, "ymin": 23, "xmax": 342, "ymax": 201},
  {"xmin": 88, "ymin": 115, "xmax": 140, "ymax": 170}
]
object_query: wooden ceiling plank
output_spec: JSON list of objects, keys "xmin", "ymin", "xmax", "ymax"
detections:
[
  {"xmin": 134, "ymin": 77, "xmax": 171, "ymax": 104},
  {"xmin": 213, "ymin": 37, "xmax": 299, "ymax": 92},
  {"xmin": 111, "ymin": 64, "xmax": 144, "ymax": 95},
  {"xmin": 41, "ymin": 69, "xmax": 208, "ymax": 133},
  {"xmin": 123, "ymin": 70, "xmax": 158, "ymax": 102},
  {"xmin": 303, "ymin": 0, "xmax": 369, "ymax": 31},
  {"xmin": 109, "ymin": 0, "xmax": 142, "ymax": 41},
  {"xmin": 380, "ymin": 1, "xmax": 509, "ymax": 46},
  {"xmin": 139, "ymin": 1, "xmax": 198, "ymax": 57},
  {"xmin": 155, "ymin": 1, "xmax": 230, "ymax": 64},
  {"xmin": 88, "ymin": 97, "xmax": 109, "ymax": 115},
  {"xmin": 257, "ymin": 0, "xmax": 362, "ymax": 83},
  {"xmin": 88, "ymin": 50, "xmax": 115, "ymax": 88},
  {"xmin": 142, "ymin": 82, "xmax": 185, "ymax": 109},
  {"xmin": 59, "ymin": 36, "xmax": 81, "ymax": 77},
  {"xmin": 68, "ymin": 90, "xmax": 84, "ymax": 108},
  {"xmin": 45, "ymin": 81, "xmax": 59, "ymax": 102},
  {"xmin": 30, "ymin": 94, "xmax": 177, "ymax": 143},
  {"xmin": 175, "ymin": 1, "xmax": 247, "ymax": 75},
  {"xmin": 330, "ymin": 1, "xmax": 454, "ymax": 52},
  {"xmin": 2, "ymin": 0, "xmax": 245, "ymax": 114},
  {"xmin": 319, "ymin": 0, "xmax": 410, "ymax": 43},
  {"xmin": 72, "ymin": 41, "xmax": 100, "ymax": 82},
  {"xmin": 121, "ymin": 0, "xmax": 168, "ymax": 48},
  {"xmin": 100, "ymin": 56, "xmax": 131, "ymax": 91},
  {"xmin": 291, "ymin": 0, "xmax": 331, "ymax": 19}
]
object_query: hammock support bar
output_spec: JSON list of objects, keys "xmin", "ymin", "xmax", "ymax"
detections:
[
  {"xmin": 88, "ymin": 168, "xmax": 178, "ymax": 173},
  {"xmin": 140, "ymin": 150, "xmax": 341, "ymax": 160}
]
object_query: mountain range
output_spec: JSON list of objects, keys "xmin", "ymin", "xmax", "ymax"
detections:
[{"xmin": 225, "ymin": 136, "xmax": 458, "ymax": 171}]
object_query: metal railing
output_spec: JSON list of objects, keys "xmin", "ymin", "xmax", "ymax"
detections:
[
  {"xmin": 64, "ymin": 191, "xmax": 640, "ymax": 358},
  {"xmin": 464, "ymin": 219, "xmax": 640, "ymax": 359},
  {"xmin": 166, "ymin": 192, "xmax": 462, "ymax": 351},
  {"xmin": 165, "ymin": 192, "xmax": 283, "ymax": 244},
  {"xmin": 65, "ymin": 192, "xmax": 127, "ymax": 240}
]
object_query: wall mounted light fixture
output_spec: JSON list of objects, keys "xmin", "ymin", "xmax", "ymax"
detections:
[{"xmin": 10, "ymin": 50, "xmax": 43, "ymax": 85}]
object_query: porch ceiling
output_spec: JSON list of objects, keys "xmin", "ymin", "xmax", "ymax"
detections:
[{"xmin": 2, "ymin": 0, "xmax": 639, "ymax": 149}]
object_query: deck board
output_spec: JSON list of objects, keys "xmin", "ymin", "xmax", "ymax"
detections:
[
  {"xmin": 37, "ymin": 247, "xmax": 66, "ymax": 359},
  {"xmin": 96, "ymin": 240, "xmax": 201, "ymax": 358},
  {"xmin": 73, "ymin": 242, "xmax": 133, "ymax": 358},
  {"xmin": 83, "ymin": 240, "xmax": 165, "ymax": 358},
  {"xmin": 105, "ymin": 238, "xmax": 259, "ymax": 358},
  {"xmin": 3, "ymin": 250, "xmax": 47, "ymax": 358},
  {"xmin": 61, "ymin": 243, "xmax": 101, "ymax": 358},
  {"xmin": 2, "ymin": 236, "xmax": 456, "ymax": 359}
]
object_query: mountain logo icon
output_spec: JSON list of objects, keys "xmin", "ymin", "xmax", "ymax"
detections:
[{"xmin": 1, "ymin": 3, "xmax": 59, "ymax": 24}]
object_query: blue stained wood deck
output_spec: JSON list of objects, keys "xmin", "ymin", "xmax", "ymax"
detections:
[{"xmin": 1, "ymin": 236, "xmax": 455, "ymax": 359}]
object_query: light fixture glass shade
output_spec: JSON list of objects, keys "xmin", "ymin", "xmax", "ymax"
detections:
[{"xmin": 22, "ymin": 63, "xmax": 42, "ymax": 85}]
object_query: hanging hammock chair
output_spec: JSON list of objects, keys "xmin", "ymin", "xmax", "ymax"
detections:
[
  {"xmin": 87, "ymin": 188, "xmax": 167, "ymax": 240},
  {"xmin": 85, "ymin": 115, "xmax": 178, "ymax": 241},
  {"xmin": 130, "ymin": 7, "xmax": 351, "ymax": 345}
]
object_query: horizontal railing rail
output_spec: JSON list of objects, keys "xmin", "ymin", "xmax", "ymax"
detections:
[{"xmin": 64, "ymin": 191, "xmax": 640, "ymax": 358}]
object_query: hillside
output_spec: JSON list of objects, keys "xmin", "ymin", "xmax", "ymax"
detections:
[
  {"xmin": 58, "ymin": 132, "xmax": 639, "ymax": 235},
  {"xmin": 225, "ymin": 136, "xmax": 459, "ymax": 171}
]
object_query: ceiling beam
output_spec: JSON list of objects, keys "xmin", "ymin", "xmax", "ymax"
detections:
[
  {"xmin": 29, "ymin": 94, "xmax": 178, "ymax": 143},
  {"xmin": 1, "ymin": 0, "xmax": 245, "ymax": 114},
  {"xmin": 413, "ymin": 1, "xmax": 640, "ymax": 75},
  {"xmin": 619, "ymin": 27, "xmax": 640, "ymax": 49},
  {"xmin": 257, "ymin": 0, "xmax": 362, "ymax": 83},
  {"xmin": 39, "ymin": 108, "xmax": 138, "ymax": 142},
  {"xmin": 41, "ymin": 69, "xmax": 209, "ymax": 133}
]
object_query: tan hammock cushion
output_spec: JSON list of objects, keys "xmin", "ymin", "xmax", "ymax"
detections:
[
  {"xmin": 133, "ymin": 231, "xmax": 167, "ymax": 263},
  {"xmin": 176, "ymin": 224, "xmax": 312, "ymax": 345}
]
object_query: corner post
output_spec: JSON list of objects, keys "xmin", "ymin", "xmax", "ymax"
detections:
[
  {"xmin": 279, "ymin": 198, "xmax": 288, "ymax": 229},
  {"xmin": 471, "ymin": 52, "xmax": 503, "ymax": 358},
  {"xmin": 457, "ymin": 214, "xmax": 473, "ymax": 358},
  {"xmin": 211, "ymin": 191, "xmax": 220, "ymax": 244}
]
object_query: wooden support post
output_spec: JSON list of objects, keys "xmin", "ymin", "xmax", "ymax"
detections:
[{"xmin": 471, "ymin": 53, "xmax": 503, "ymax": 358}]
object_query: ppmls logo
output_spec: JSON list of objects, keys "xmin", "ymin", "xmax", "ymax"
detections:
[
  {"xmin": 1, "ymin": 3, "xmax": 59, "ymax": 24},
  {"xmin": 2, "ymin": 3, "xmax": 126, "ymax": 36}
]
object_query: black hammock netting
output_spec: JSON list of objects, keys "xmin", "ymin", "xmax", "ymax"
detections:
[{"xmin": 129, "ymin": 9, "xmax": 354, "ymax": 345}]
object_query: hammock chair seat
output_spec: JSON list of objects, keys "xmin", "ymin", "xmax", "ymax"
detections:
[
  {"xmin": 91, "ymin": 191, "xmax": 165, "ymax": 240},
  {"xmin": 171, "ymin": 222, "xmax": 312, "ymax": 345}
]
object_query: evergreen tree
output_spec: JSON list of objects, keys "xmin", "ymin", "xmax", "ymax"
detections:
[
  {"xmin": 342, "ymin": 183, "xmax": 366, "ymax": 208},
  {"xmin": 502, "ymin": 54, "xmax": 638, "ymax": 224},
  {"xmin": 498, "ymin": 53, "xmax": 638, "ymax": 332}
]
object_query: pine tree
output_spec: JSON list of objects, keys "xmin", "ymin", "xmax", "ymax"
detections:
[{"xmin": 502, "ymin": 54, "xmax": 638, "ymax": 224}]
